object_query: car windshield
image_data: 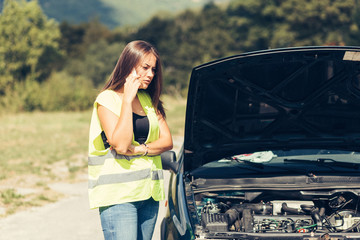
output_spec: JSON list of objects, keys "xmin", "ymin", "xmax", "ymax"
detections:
[{"xmin": 191, "ymin": 149, "xmax": 360, "ymax": 178}]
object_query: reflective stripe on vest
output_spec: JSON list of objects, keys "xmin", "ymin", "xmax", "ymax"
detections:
[
  {"xmin": 88, "ymin": 169, "xmax": 164, "ymax": 188},
  {"xmin": 88, "ymin": 149, "xmax": 141, "ymax": 166},
  {"xmin": 88, "ymin": 152, "xmax": 164, "ymax": 189}
]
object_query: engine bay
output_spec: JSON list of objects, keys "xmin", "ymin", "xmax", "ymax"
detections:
[{"xmin": 188, "ymin": 189, "xmax": 360, "ymax": 236}]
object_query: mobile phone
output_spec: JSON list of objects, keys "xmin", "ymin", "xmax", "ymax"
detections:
[{"xmin": 132, "ymin": 68, "xmax": 137, "ymax": 77}]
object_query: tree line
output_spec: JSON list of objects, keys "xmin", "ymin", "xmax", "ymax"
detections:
[{"xmin": 1, "ymin": 0, "xmax": 360, "ymax": 112}]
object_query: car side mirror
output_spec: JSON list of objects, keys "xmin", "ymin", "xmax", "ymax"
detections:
[{"xmin": 161, "ymin": 150, "xmax": 179, "ymax": 173}]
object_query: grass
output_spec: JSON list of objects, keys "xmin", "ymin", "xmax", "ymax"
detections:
[
  {"xmin": 163, "ymin": 95, "xmax": 187, "ymax": 137},
  {"xmin": 0, "ymin": 111, "xmax": 90, "ymax": 178},
  {"xmin": 0, "ymin": 95, "xmax": 186, "ymax": 216}
]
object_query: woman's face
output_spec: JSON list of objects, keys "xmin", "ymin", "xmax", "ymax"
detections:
[{"xmin": 135, "ymin": 53, "xmax": 157, "ymax": 90}]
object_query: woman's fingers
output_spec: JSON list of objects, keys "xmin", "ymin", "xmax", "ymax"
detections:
[
  {"xmin": 128, "ymin": 145, "xmax": 135, "ymax": 153},
  {"xmin": 126, "ymin": 72, "xmax": 141, "ymax": 88},
  {"xmin": 123, "ymin": 73, "xmax": 141, "ymax": 102}
]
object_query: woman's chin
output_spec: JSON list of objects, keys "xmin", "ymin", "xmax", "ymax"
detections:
[{"xmin": 139, "ymin": 84, "xmax": 149, "ymax": 90}]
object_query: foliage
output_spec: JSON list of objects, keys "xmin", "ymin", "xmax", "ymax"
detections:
[
  {"xmin": 59, "ymin": 19, "xmax": 114, "ymax": 58},
  {"xmin": 347, "ymin": 1, "xmax": 360, "ymax": 45},
  {"xmin": 59, "ymin": 21, "xmax": 88, "ymax": 59},
  {"xmin": 0, "ymin": 0, "xmax": 62, "ymax": 93},
  {"xmin": 226, "ymin": 0, "xmax": 357, "ymax": 50},
  {"xmin": 0, "ymin": 71, "xmax": 96, "ymax": 112},
  {"xmin": 64, "ymin": 39, "xmax": 126, "ymax": 87},
  {"xmin": 58, "ymin": 20, "xmax": 127, "ymax": 88},
  {"xmin": 38, "ymin": 71, "xmax": 96, "ymax": 111}
]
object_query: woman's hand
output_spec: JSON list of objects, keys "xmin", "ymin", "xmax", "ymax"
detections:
[
  {"xmin": 123, "ymin": 69, "xmax": 141, "ymax": 103},
  {"xmin": 128, "ymin": 144, "xmax": 148, "ymax": 155}
]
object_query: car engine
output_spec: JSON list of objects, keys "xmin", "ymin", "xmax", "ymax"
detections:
[{"xmin": 191, "ymin": 191, "xmax": 360, "ymax": 234}]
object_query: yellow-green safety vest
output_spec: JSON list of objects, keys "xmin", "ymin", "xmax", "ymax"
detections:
[{"xmin": 88, "ymin": 90, "xmax": 165, "ymax": 209}]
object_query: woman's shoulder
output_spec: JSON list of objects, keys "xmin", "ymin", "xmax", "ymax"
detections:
[
  {"xmin": 97, "ymin": 89, "xmax": 116, "ymax": 98},
  {"xmin": 96, "ymin": 89, "xmax": 122, "ymax": 107},
  {"xmin": 97, "ymin": 89, "xmax": 120, "ymax": 100}
]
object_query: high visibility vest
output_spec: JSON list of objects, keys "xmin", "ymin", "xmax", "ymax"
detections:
[{"xmin": 87, "ymin": 90, "xmax": 165, "ymax": 209}]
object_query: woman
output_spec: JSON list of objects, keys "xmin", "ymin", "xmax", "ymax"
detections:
[{"xmin": 88, "ymin": 40, "xmax": 173, "ymax": 240}]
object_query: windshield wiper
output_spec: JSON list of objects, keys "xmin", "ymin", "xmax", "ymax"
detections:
[
  {"xmin": 284, "ymin": 158, "xmax": 360, "ymax": 170},
  {"xmin": 231, "ymin": 157, "xmax": 265, "ymax": 169},
  {"xmin": 221, "ymin": 157, "xmax": 265, "ymax": 173},
  {"xmin": 230, "ymin": 157, "xmax": 312, "ymax": 175}
]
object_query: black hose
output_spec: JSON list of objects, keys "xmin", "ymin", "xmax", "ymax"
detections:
[
  {"xmin": 319, "ymin": 207, "xmax": 326, "ymax": 217},
  {"xmin": 311, "ymin": 210, "xmax": 323, "ymax": 229},
  {"xmin": 282, "ymin": 202, "xmax": 302, "ymax": 214},
  {"xmin": 232, "ymin": 203, "xmax": 272, "ymax": 214},
  {"xmin": 225, "ymin": 208, "xmax": 239, "ymax": 226}
]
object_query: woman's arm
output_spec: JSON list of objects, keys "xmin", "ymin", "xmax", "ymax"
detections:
[
  {"xmin": 98, "ymin": 103, "xmax": 173, "ymax": 156},
  {"xmin": 97, "ymin": 102, "xmax": 134, "ymax": 155},
  {"xmin": 131, "ymin": 112, "xmax": 173, "ymax": 156},
  {"xmin": 98, "ymin": 72, "xmax": 141, "ymax": 154}
]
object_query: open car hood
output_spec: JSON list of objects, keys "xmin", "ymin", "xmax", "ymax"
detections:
[{"xmin": 184, "ymin": 46, "xmax": 360, "ymax": 172}]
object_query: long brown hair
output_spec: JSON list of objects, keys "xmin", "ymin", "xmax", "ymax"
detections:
[{"xmin": 102, "ymin": 40, "xmax": 166, "ymax": 117}]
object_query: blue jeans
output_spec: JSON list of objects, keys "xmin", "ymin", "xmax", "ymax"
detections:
[{"xmin": 99, "ymin": 198, "xmax": 159, "ymax": 240}]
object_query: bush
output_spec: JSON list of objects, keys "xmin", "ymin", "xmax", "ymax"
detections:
[
  {"xmin": 0, "ymin": 78, "xmax": 43, "ymax": 113},
  {"xmin": 64, "ymin": 39, "xmax": 126, "ymax": 87},
  {"xmin": 40, "ymin": 71, "xmax": 97, "ymax": 111},
  {"xmin": 0, "ymin": 72, "xmax": 97, "ymax": 113}
]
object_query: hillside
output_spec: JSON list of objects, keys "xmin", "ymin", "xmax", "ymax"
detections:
[{"xmin": 0, "ymin": 0, "xmax": 230, "ymax": 29}]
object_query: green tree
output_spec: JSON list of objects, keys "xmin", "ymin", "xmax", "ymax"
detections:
[
  {"xmin": 227, "ymin": 0, "xmax": 356, "ymax": 50},
  {"xmin": 226, "ymin": 0, "xmax": 273, "ymax": 51},
  {"xmin": 0, "ymin": 0, "xmax": 62, "ymax": 93},
  {"xmin": 65, "ymin": 39, "xmax": 126, "ymax": 87},
  {"xmin": 276, "ymin": 0, "xmax": 355, "ymax": 46},
  {"xmin": 59, "ymin": 21, "xmax": 87, "ymax": 59},
  {"xmin": 59, "ymin": 19, "xmax": 114, "ymax": 60},
  {"xmin": 347, "ymin": 0, "xmax": 360, "ymax": 45}
]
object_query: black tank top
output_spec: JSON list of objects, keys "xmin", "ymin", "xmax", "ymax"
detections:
[{"xmin": 133, "ymin": 113, "xmax": 149, "ymax": 144}]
